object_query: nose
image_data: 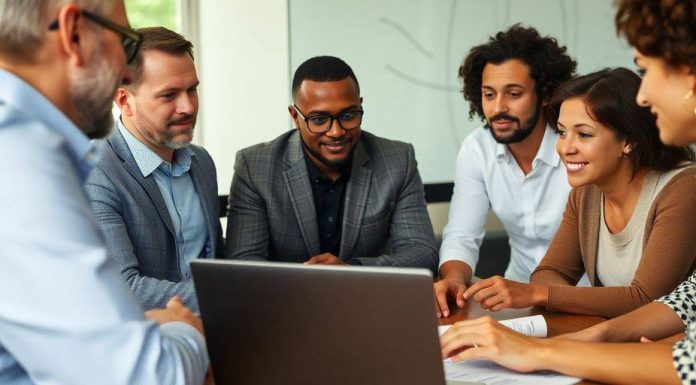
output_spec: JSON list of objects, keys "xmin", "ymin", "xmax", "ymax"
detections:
[
  {"xmin": 493, "ymin": 95, "xmax": 508, "ymax": 114},
  {"xmin": 324, "ymin": 117, "xmax": 346, "ymax": 138},
  {"xmin": 635, "ymin": 80, "xmax": 649, "ymax": 107},
  {"xmin": 177, "ymin": 94, "xmax": 196, "ymax": 115},
  {"xmin": 557, "ymin": 133, "xmax": 577, "ymax": 156}
]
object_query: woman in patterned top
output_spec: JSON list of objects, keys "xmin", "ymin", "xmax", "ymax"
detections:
[{"xmin": 440, "ymin": 0, "xmax": 696, "ymax": 384}]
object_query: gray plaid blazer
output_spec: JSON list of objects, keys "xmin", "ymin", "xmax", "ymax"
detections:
[
  {"xmin": 85, "ymin": 126, "xmax": 224, "ymax": 312},
  {"xmin": 226, "ymin": 130, "xmax": 438, "ymax": 273}
]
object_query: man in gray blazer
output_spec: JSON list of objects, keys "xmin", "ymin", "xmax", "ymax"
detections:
[
  {"xmin": 226, "ymin": 56, "xmax": 437, "ymax": 272},
  {"xmin": 86, "ymin": 27, "xmax": 223, "ymax": 313}
]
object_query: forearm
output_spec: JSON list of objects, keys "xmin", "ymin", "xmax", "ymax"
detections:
[
  {"xmin": 357, "ymin": 244, "xmax": 439, "ymax": 274},
  {"xmin": 545, "ymin": 284, "xmax": 654, "ymax": 318},
  {"xmin": 439, "ymin": 260, "xmax": 473, "ymax": 283},
  {"xmin": 127, "ymin": 274, "xmax": 198, "ymax": 313},
  {"xmin": 536, "ymin": 339, "xmax": 679, "ymax": 385},
  {"xmin": 596, "ymin": 302, "xmax": 684, "ymax": 342}
]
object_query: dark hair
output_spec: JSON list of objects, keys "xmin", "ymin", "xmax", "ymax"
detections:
[
  {"xmin": 459, "ymin": 24, "xmax": 577, "ymax": 120},
  {"xmin": 547, "ymin": 68, "xmax": 694, "ymax": 174},
  {"xmin": 291, "ymin": 56, "xmax": 359, "ymax": 97},
  {"xmin": 128, "ymin": 27, "xmax": 194, "ymax": 87},
  {"xmin": 616, "ymin": 0, "xmax": 696, "ymax": 72}
]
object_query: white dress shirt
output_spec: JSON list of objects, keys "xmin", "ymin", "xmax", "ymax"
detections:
[{"xmin": 439, "ymin": 125, "xmax": 571, "ymax": 282}]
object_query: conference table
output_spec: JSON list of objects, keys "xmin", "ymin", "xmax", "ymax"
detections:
[{"xmin": 439, "ymin": 300, "xmax": 606, "ymax": 385}]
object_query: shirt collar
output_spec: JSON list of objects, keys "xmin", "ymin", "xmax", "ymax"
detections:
[
  {"xmin": 117, "ymin": 118, "xmax": 194, "ymax": 178},
  {"xmin": 303, "ymin": 148, "xmax": 352, "ymax": 183},
  {"xmin": 0, "ymin": 69, "xmax": 97, "ymax": 181},
  {"xmin": 495, "ymin": 124, "xmax": 560, "ymax": 167}
]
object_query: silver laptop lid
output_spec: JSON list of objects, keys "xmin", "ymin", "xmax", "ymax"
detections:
[{"xmin": 191, "ymin": 259, "xmax": 446, "ymax": 385}]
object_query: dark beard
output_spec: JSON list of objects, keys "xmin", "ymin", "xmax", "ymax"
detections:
[{"xmin": 484, "ymin": 100, "xmax": 543, "ymax": 144}]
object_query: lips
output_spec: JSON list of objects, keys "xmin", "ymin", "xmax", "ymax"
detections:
[{"xmin": 565, "ymin": 161, "xmax": 588, "ymax": 173}]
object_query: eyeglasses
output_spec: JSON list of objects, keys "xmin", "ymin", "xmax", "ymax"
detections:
[
  {"xmin": 48, "ymin": 10, "xmax": 142, "ymax": 64},
  {"xmin": 293, "ymin": 104, "xmax": 364, "ymax": 134}
]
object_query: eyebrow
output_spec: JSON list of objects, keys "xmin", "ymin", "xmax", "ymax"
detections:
[
  {"xmin": 556, "ymin": 121, "xmax": 596, "ymax": 130},
  {"xmin": 155, "ymin": 81, "xmax": 200, "ymax": 95},
  {"xmin": 306, "ymin": 104, "xmax": 361, "ymax": 115},
  {"xmin": 481, "ymin": 84, "xmax": 526, "ymax": 90}
]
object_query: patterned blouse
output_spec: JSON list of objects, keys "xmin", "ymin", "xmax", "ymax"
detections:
[{"xmin": 658, "ymin": 274, "xmax": 696, "ymax": 384}]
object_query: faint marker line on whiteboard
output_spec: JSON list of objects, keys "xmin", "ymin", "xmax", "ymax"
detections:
[
  {"xmin": 379, "ymin": 17, "xmax": 435, "ymax": 58},
  {"xmin": 384, "ymin": 64, "xmax": 458, "ymax": 91},
  {"xmin": 444, "ymin": 0, "xmax": 463, "ymax": 146}
]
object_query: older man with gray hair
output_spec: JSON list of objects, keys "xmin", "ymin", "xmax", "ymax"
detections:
[{"xmin": 0, "ymin": 1, "xmax": 208, "ymax": 384}]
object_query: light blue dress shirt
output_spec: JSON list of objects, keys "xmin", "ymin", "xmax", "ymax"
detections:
[
  {"xmin": 0, "ymin": 69, "xmax": 208, "ymax": 385},
  {"xmin": 117, "ymin": 122, "xmax": 209, "ymax": 281}
]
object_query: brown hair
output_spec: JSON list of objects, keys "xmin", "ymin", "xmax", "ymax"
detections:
[
  {"xmin": 615, "ymin": 0, "xmax": 696, "ymax": 71},
  {"xmin": 547, "ymin": 68, "xmax": 695, "ymax": 175},
  {"xmin": 128, "ymin": 26, "xmax": 194, "ymax": 87}
]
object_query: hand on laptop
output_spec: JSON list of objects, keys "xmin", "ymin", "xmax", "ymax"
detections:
[
  {"xmin": 440, "ymin": 316, "xmax": 544, "ymax": 373},
  {"xmin": 304, "ymin": 253, "xmax": 346, "ymax": 265},
  {"xmin": 145, "ymin": 296, "xmax": 204, "ymax": 335},
  {"xmin": 433, "ymin": 277, "xmax": 468, "ymax": 318}
]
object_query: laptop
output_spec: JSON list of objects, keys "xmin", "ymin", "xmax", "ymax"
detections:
[{"xmin": 191, "ymin": 259, "xmax": 452, "ymax": 385}]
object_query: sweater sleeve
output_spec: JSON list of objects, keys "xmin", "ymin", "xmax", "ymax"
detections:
[
  {"xmin": 534, "ymin": 169, "xmax": 696, "ymax": 318},
  {"xmin": 530, "ymin": 188, "xmax": 587, "ymax": 286}
]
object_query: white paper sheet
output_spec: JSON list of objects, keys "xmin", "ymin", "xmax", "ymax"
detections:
[
  {"xmin": 438, "ymin": 315, "xmax": 579, "ymax": 385},
  {"xmin": 438, "ymin": 315, "xmax": 547, "ymax": 338},
  {"xmin": 443, "ymin": 359, "xmax": 579, "ymax": 385}
]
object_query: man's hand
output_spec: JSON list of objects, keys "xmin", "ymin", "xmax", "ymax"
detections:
[
  {"xmin": 433, "ymin": 277, "xmax": 468, "ymax": 318},
  {"xmin": 463, "ymin": 276, "xmax": 548, "ymax": 311},
  {"xmin": 304, "ymin": 253, "xmax": 345, "ymax": 265},
  {"xmin": 145, "ymin": 296, "xmax": 204, "ymax": 335}
]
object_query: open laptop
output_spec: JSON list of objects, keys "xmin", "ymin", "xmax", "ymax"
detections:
[{"xmin": 191, "ymin": 259, "xmax": 456, "ymax": 385}]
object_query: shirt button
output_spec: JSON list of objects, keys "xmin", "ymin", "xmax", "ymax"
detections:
[
  {"xmin": 326, "ymin": 233, "xmax": 332, "ymax": 238},
  {"xmin": 329, "ymin": 188, "xmax": 334, "ymax": 194},
  {"xmin": 328, "ymin": 216, "xmax": 334, "ymax": 222}
]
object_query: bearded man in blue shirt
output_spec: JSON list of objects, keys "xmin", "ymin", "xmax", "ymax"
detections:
[{"xmin": 0, "ymin": 1, "xmax": 209, "ymax": 384}]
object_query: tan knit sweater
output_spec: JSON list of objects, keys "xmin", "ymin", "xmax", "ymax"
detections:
[{"xmin": 530, "ymin": 166, "xmax": 696, "ymax": 318}]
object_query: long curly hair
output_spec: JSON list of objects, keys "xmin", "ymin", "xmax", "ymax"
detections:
[
  {"xmin": 615, "ymin": 0, "xmax": 696, "ymax": 72},
  {"xmin": 459, "ymin": 24, "xmax": 577, "ymax": 120}
]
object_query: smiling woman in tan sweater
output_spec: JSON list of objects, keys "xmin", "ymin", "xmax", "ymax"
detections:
[{"xmin": 462, "ymin": 67, "xmax": 696, "ymax": 318}]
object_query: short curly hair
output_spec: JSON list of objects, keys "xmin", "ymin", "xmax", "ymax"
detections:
[
  {"xmin": 615, "ymin": 0, "xmax": 696, "ymax": 72},
  {"xmin": 459, "ymin": 24, "xmax": 577, "ymax": 120}
]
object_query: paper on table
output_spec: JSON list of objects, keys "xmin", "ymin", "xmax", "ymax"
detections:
[
  {"xmin": 442, "ymin": 359, "xmax": 580, "ymax": 385},
  {"xmin": 438, "ymin": 316, "xmax": 578, "ymax": 385},
  {"xmin": 438, "ymin": 315, "xmax": 547, "ymax": 337}
]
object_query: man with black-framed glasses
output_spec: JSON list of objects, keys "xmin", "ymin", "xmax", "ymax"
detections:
[
  {"xmin": 226, "ymin": 55, "xmax": 438, "ymax": 273},
  {"xmin": 0, "ymin": 1, "xmax": 208, "ymax": 384}
]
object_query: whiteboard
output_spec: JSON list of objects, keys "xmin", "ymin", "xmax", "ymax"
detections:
[{"xmin": 289, "ymin": 0, "xmax": 633, "ymax": 183}]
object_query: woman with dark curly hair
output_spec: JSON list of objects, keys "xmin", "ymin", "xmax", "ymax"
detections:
[{"xmin": 440, "ymin": 1, "xmax": 696, "ymax": 384}]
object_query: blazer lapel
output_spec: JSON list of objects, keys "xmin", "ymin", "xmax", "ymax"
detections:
[
  {"xmin": 339, "ymin": 141, "xmax": 371, "ymax": 261},
  {"xmin": 188, "ymin": 157, "xmax": 216, "ymax": 259},
  {"xmin": 283, "ymin": 132, "xmax": 321, "ymax": 256},
  {"xmin": 108, "ymin": 127, "xmax": 176, "ymax": 236}
]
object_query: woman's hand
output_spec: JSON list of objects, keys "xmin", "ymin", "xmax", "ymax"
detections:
[
  {"xmin": 463, "ymin": 276, "xmax": 548, "ymax": 311},
  {"xmin": 440, "ymin": 316, "xmax": 548, "ymax": 373}
]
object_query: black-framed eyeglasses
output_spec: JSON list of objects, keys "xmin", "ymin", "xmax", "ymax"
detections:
[
  {"xmin": 293, "ymin": 104, "xmax": 364, "ymax": 134},
  {"xmin": 48, "ymin": 10, "xmax": 142, "ymax": 64}
]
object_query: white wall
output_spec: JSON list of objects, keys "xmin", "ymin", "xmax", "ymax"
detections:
[{"xmin": 198, "ymin": 0, "xmax": 290, "ymax": 194}]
